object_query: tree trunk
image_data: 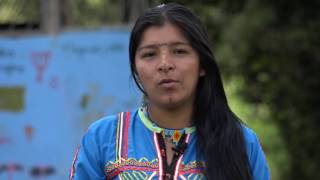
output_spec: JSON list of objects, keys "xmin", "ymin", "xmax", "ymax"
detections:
[{"xmin": 40, "ymin": 0, "xmax": 61, "ymax": 34}]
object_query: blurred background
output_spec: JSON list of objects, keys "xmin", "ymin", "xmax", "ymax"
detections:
[{"xmin": 0, "ymin": 0, "xmax": 319, "ymax": 179}]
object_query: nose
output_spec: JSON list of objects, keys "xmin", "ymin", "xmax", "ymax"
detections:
[{"xmin": 157, "ymin": 49, "xmax": 175, "ymax": 73}]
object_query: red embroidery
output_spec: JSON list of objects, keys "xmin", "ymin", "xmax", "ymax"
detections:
[
  {"xmin": 122, "ymin": 111, "xmax": 130, "ymax": 159},
  {"xmin": 69, "ymin": 145, "xmax": 80, "ymax": 180}
]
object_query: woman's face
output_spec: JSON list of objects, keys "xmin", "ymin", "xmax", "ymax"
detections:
[{"xmin": 135, "ymin": 23, "xmax": 205, "ymax": 110}]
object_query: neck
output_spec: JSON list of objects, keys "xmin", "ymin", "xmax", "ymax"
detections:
[{"xmin": 147, "ymin": 103, "xmax": 193, "ymax": 129}]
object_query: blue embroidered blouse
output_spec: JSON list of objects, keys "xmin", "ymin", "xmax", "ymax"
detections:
[{"xmin": 70, "ymin": 108, "xmax": 270, "ymax": 180}]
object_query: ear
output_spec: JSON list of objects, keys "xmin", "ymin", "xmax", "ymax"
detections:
[{"xmin": 199, "ymin": 68, "xmax": 206, "ymax": 77}]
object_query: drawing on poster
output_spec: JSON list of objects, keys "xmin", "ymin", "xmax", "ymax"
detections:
[
  {"xmin": 30, "ymin": 165, "xmax": 55, "ymax": 178},
  {"xmin": 80, "ymin": 83, "xmax": 116, "ymax": 130},
  {"xmin": 61, "ymin": 42, "xmax": 125, "ymax": 57},
  {"xmin": 49, "ymin": 76, "xmax": 60, "ymax": 89},
  {"xmin": 0, "ymin": 137, "xmax": 10, "ymax": 145},
  {"xmin": 0, "ymin": 87, "xmax": 24, "ymax": 112},
  {"xmin": 31, "ymin": 51, "xmax": 52, "ymax": 83},
  {"xmin": 0, "ymin": 48, "xmax": 14, "ymax": 59},
  {"xmin": 0, "ymin": 124, "xmax": 10, "ymax": 145},
  {"xmin": 0, "ymin": 64, "xmax": 24, "ymax": 76},
  {"xmin": 24, "ymin": 124, "xmax": 34, "ymax": 142},
  {"xmin": 0, "ymin": 163, "xmax": 23, "ymax": 180},
  {"xmin": 0, "ymin": 30, "xmax": 137, "ymax": 179}
]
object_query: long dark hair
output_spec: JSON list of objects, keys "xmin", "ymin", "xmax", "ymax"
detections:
[{"xmin": 129, "ymin": 3, "xmax": 252, "ymax": 180}]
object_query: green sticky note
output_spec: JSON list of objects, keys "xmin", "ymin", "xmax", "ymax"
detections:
[{"xmin": 0, "ymin": 87, "xmax": 24, "ymax": 111}]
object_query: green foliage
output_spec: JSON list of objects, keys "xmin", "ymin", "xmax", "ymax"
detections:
[
  {"xmin": 71, "ymin": 0, "xmax": 123, "ymax": 27},
  {"xmin": 205, "ymin": 0, "xmax": 320, "ymax": 179},
  {"xmin": 224, "ymin": 78, "xmax": 289, "ymax": 180},
  {"xmin": 0, "ymin": 0, "xmax": 40, "ymax": 23}
]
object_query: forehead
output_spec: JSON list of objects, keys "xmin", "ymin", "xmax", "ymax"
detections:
[{"xmin": 138, "ymin": 23, "xmax": 189, "ymax": 47}]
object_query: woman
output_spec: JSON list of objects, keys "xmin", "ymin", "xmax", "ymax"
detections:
[{"xmin": 70, "ymin": 3, "xmax": 269, "ymax": 180}]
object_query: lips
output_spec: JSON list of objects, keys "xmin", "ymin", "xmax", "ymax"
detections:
[{"xmin": 158, "ymin": 78, "xmax": 178, "ymax": 87}]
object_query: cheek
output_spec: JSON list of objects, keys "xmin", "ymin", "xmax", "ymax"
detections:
[
  {"xmin": 189, "ymin": 61, "xmax": 202, "ymax": 76},
  {"xmin": 135, "ymin": 63, "xmax": 152, "ymax": 87},
  {"xmin": 135, "ymin": 61, "xmax": 144, "ymax": 78},
  {"xmin": 186, "ymin": 63, "xmax": 203, "ymax": 87}
]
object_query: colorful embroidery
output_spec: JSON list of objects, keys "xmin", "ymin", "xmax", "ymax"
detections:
[
  {"xmin": 180, "ymin": 161, "xmax": 206, "ymax": 174},
  {"xmin": 162, "ymin": 129, "xmax": 184, "ymax": 146},
  {"xmin": 122, "ymin": 170, "xmax": 149, "ymax": 179},
  {"xmin": 122, "ymin": 111, "xmax": 130, "ymax": 159},
  {"xmin": 69, "ymin": 145, "xmax": 80, "ymax": 180},
  {"xmin": 109, "ymin": 110, "xmax": 205, "ymax": 179},
  {"xmin": 116, "ymin": 112, "xmax": 131, "ymax": 162},
  {"xmin": 187, "ymin": 173, "xmax": 205, "ymax": 180},
  {"xmin": 116, "ymin": 113, "xmax": 122, "ymax": 161},
  {"xmin": 105, "ymin": 158, "xmax": 158, "ymax": 179},
  {"xmin": 138, "ymin": 108, "xmax": 196, "ymax": 134},
  {"xmin": 105, "ymin": 157, "xmax": 206, "ymax": 179}
]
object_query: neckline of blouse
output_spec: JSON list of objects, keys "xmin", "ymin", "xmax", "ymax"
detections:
[{"xmin": 138, "ymin": 107, "xmax": 196, "ymax": 134}]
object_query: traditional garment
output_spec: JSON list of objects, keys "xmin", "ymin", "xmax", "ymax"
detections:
[{"xmin": 70, "ymin": 108, "xmax": 270, "ymax": 180}]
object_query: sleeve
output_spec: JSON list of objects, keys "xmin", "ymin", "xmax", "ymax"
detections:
[
  {"xmin": 246, "ymin": 128, "xmax": 270, "ymax": 180},
  {"xmin": 70, "ymin": 128, "xmax": 106, "ymax": 180}
]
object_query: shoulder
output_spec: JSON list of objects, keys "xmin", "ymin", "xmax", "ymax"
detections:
[
  {"xmin": 241, "ymin": 125, "xmax": 262, "ymax": 158},
  {"xmin": 85, "ymin": 108, "xmax": 139, "ymax": 138},
  {"xmin": 87, "ymin": 114, "xmax": 118, "ymax": 133},
  {"xmin": 241, "ymin": 125, "xmax": 270, "ymax": 180},
  {"xmin": 241, "ymin": 125, "xmax": 259, "ymax": 145}
]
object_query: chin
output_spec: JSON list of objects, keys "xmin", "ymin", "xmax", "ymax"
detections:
[
  {"xmin": 158, "ymin": 99, "xmax": 185, "ymax": 110},
  {"xmin": 150, "ymin": 94, "xmax": 191, "ymax": 110}
]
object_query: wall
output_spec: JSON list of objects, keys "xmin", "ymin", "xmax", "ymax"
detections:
[{"xmin": 0, "ymin": 29, "xmax": 140, "ymax": 179}]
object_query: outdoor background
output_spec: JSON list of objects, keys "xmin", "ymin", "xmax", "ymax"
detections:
[{"xmin": 0, "ymin": 0, "xmax": 319, "ymax": 179}]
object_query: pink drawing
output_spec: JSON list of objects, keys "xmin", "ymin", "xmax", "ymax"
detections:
[
  {"xmin": 0, "ymin": 137, "xmax": 10, "ymax": 145},
  {"xmin": 30, "ymin": 165, "xmax": 55, "ymax": 180},
  {"xmin": 0, "ymin": 163, "xmax": 23, "ymax": 180},
  {"xmin": 49, "ymin": 76, "xmax": 60, "ymax": 89},
  {"xmin": 24, "ymin": 125, "xmax": 34, "ymax": 142},
  {"xmin": 31, "ymin": 51, "xmax": 52, "ymax": 83}
]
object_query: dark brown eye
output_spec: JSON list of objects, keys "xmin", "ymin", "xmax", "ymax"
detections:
[
  {"xmin": 141, "ymin": 52, "xmax": 156, "ymax": 59},
  {"xmin": 173, "ymin": 49, "xmax": 188, "ymax": 55}
]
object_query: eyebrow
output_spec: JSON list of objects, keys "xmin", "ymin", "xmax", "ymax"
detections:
[{"xmin": 137, "ymin": 41, "xmax": 190, "ymax": 51}]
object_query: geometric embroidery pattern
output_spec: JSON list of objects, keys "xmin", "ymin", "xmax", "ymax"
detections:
[
  {"xmin": 105, "ymin": 157, "xmax": 206, "ymax": 179},
  {"xmin": 187, "ymin": 173, "xmax": 205, "ymax": 180},
  {"xmin": 107, "ymin": 111, "xmax": 206, "ymax": 179},
  {"xmin": 105, "ymin": 158, "xmax": 158, "ymax": 179},
  {"xmin": 121, "ymin": 170, "xmax": 149, "ymax": 179}
]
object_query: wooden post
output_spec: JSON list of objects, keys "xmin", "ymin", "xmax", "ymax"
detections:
[
  {"xmin": 40, "ymin": 0, "xmax": 61, "ymax": 34},
  {"xmin": 127, "ymin": 0, "xmax": 149, "ymax": 22}
]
